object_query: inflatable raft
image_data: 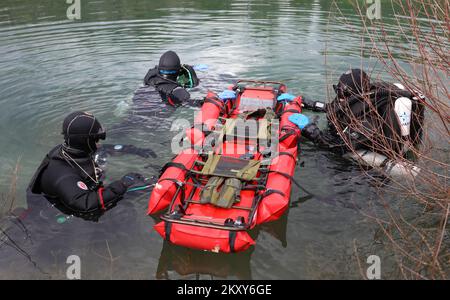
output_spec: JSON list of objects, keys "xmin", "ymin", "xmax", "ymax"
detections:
[{"xmin": 148, "ymin": 80, "xmax": 303, "ymax": 253}]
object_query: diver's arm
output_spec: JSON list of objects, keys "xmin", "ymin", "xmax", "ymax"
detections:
[
  {"xmin": 99, "ymin": 144, "xmax": 157, "ymax": 158},
  {"xmin": 301, "ymin": 123, "xmax": 324, "ymax": 144},
  {"xmin": 301, "ymin": 123, "xmax": 346, "ymax": 152},
  {"xmin": 51, "ymin": 173, "xmax": 126, "ymax": 214},
  {"xmin": 302, "ymin": 96, "xmax": 327, "ymax": 112},
  {"xmin": 183, "ymin": 98, "xmax": 204, "ymax": 107},
  {"xmin": 144, "ymin": 67, "xmax": 158, "ymax": 86},
  {"xmin": 169, "ymin": 87, "xmax": 191, "ymax": 105}
]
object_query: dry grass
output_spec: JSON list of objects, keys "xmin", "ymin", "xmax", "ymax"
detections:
[
  {"xmin": 0, "ymin": 157, "xmax": 21, "ymax": 218},
  {"xmin": 329, "ymin": 0, "xmax": 449, "ymax": 279}
]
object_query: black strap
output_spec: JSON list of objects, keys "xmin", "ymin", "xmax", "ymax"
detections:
[
  {"xmin": 241, "ymin": 184, "xmax": 267, "ymax": 191},
  {"xmin": 204, "ymin": 97, "xmax": 225, "ymax": 113},
  {"xmin": 280, "ymin": 108, "xmax": 301, "ymax": 116},
  {"xmin": 160, "ymin": 178, "xmax": 185, "ymax": 204},
  {"xmin": 249, "ymin": 188, "xmax": 286, "ymax": 213},
  {"xmin": 280, "ymin": 124, "xmax": 298, "ymax": 132},
  {"xmin": 277, "ymin": 151, "xmax": 297, "ymax": 161},
  {"xmin": 229, "ymin": 231, "xmax": 237, "ymax": 253},
  {"xmin": 159, "ymin": 162, "xmax": 188, "ymax": 177},
  {"xmin": 279, "ymin": 128, "xmax": 298, "ymax": 142},
  {"xmin": 268, "ymin": 170, "xmax": 314, "ymax": 197},
  {"xmin": 262, "ymin": 189, "xmax": 286, "ymax": 198},
  {"xmin": 164, "ymin": 221, "xmax": 172, "ymax": 241}
]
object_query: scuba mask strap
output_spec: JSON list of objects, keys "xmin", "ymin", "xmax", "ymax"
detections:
[
  {"xmin": 64, "ymin": 115, "xmax": 107, "ymax": 141},
  {"xmin": 177, "ymin": 65, "xmax": 195, "ymax": 88}
]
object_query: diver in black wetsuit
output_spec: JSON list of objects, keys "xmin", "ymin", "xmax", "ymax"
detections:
[
  {"xmin": 299, "ymin": 69, "xmax": 425, "ymax": 156},
  {"xmin": 28, "ymin": 111, "xmax": 153, "ymax": 221},
  {"xmin": 108, "ymin": 50, "xmax": 202, "ymax": 138},
  {"xmin": 143, "ymin": 50, "xmax": 200, "ymax": 107}
]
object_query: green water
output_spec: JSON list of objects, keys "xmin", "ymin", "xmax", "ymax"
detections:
[{"xmin": 0, "ymin": 0, "xmax": 422, "ymax": 279}]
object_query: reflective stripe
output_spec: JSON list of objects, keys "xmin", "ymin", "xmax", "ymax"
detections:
[
  {"xmin": 98, "ymin": 187, "xmax": 105, "ymax": 210},
  {"xmin": 167, "ymin": 97, "xmax": 175, "ymax": 106}
]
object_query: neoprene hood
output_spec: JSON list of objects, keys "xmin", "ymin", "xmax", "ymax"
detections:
[
  {"xmin": 334, "ymin": 69, "xmax": 371, "ymax": 98},
  {"xmin": 158, "ymin": 51, "xmax": 181, "ymax": 79},
  {"xmin": 62, "ymin": 111, "xmax": 106, "ymax": 155}
]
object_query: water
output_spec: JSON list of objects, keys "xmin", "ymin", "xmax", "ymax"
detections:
[{"xmin": 0, "ymin": 0, "xmax": 417, "ymax": 279}]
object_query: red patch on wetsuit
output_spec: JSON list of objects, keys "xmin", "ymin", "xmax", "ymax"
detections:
[{"xmin": 77, "ymin": 181, "xmax": 88, "ymax": 190}]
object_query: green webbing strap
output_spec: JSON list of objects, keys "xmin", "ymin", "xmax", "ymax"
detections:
[
  {"xmin": 235, "ymin": 159, "xmax": 261, "ymax": 181},
  {"xmin": 200, "ymin": 176, "xmax": 224, "ymax": 204},
  {"xmin": 214, "ymin": 178, "xmax": 242, "ymax": 208},
  {"xmin": 196, "ymin": 154, "xmax": 261, "ymax": 181},
  {"xmin": 220, "ymin": 108, "xmax": 277, "ymax": 141},
  {"xmin": 258, "ymin": 118, "xmax": 269, "ymax": 141},
  {"xmin": 200, "ymin": 177, "xmax": 242, "ymax": 209},
  {"xmin": 263, "ymin": 108, "xmax": 277, "ymax": 120},
  {"xmin": 198, "ymin": 153, "xmax": 220, "ymax": 175}
]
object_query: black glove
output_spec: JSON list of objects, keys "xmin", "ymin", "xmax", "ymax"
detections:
[
  {"xmin": 120, "ymin": 173, "xmax": 150, "ymax": 190},
  {"xmin": 171, "ymin": 87, "xmax": 190, "ymax": 104},
  {"xmin": 302, "ymin": 97, "xmax": 327, "ymax": 112},
  {"xmin": 301, "ymin": 123, "xmax": 322, "ymax": 142}
]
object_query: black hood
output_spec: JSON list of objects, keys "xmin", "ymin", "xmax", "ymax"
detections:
[
  {"xmin": 334, "ymin": 69, "xmax": 371, "ymax": 99},
  {"xmin": 62, "ymin": 111, "xmax": 106, "ymax": 155},
  {"xmin": 158, "ymin": 51, "xmax": 181, "ymax": 80}
]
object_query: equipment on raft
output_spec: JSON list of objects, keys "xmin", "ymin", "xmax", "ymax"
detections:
[{"xmin": 148, "ymin": 80, "xmax": 304, "ymax": 253}]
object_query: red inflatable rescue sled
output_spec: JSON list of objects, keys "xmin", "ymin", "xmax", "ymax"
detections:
[{"xmin": 148, "ymin": 80, "xmax": 303, "ymax": 253}]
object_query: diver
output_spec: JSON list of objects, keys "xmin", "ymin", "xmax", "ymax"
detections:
[
  {"xmin": 292, "ymin": 69, "xmax": 425, "ymax": 176},
  {"xmin": 108, "ymin": 50, "xmax": 202, "ymax": 138},
  {"xmin": 142, "ymin": 50, "xmax": 200, "ymax": 107},
  {"xmin": 28, "ymin": 111, "xmax": 154, "ymax": 221}
]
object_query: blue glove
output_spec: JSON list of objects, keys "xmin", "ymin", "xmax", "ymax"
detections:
[
  {"xmin": 193, "ymin": 64, "xmax": 209, "ymax": 71},
  {"xmin": 277, "ymin": 93, "xmax": 296, "ymax": 102},
  {"xmin": 218, "ymin": 90, "xmax": 236, "ymax": 101},
  {"xmin": 288, "ymin": 113, "xmax": 310, "ymax": 130}
]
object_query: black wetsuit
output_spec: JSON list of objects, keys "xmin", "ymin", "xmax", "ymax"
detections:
[
  {"xmin": 302, "ymin": 82, "xmax": 424, "ymax": 155},
  {"xmin": 143, "ymin": 64, "xmax": 200, "ymax": 107},
  {"xmin": 108, "ymin": 65, "xmax": 202, "ymax": 139},
  {"xmin": 28, "ymin": 145, "xmax": 128, "ymax": 221}
]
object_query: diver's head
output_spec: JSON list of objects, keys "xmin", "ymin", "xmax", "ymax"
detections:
[
  {"xmin": 62, "ymin": 111, "xmax": 106, "ymax": 155},
  {"xmin": 158, "ymin": 50, "xmax": 181, "ymax": 81},
  {"xmin": 333, "ymin": 69, "xmax": 370, "ymax": 101}
]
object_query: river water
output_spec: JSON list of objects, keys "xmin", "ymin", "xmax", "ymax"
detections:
[{"xmin": 0, "ymin": 0, "xmax": 420, "ymax": 279}]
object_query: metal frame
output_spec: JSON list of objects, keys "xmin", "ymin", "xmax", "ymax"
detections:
[
  {"xmin": 160, "ymin": 159, "xmax": 269, "ymax": 231},
  {"xmin": 160, "ymin": 80, "xmax": 282, "ymax": 232}
]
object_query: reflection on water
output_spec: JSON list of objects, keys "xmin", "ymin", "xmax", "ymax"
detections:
[{"xmin": 0, "ymin": 0, "xmax": 416, "ymax": 279}]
